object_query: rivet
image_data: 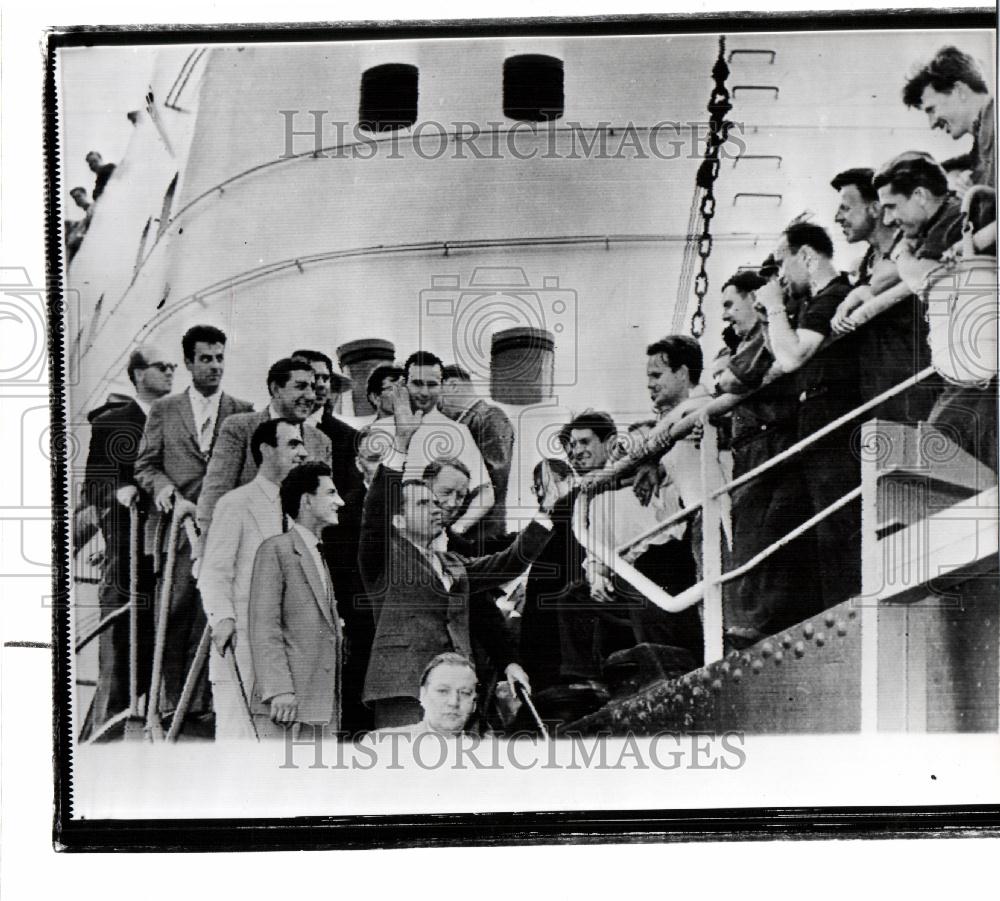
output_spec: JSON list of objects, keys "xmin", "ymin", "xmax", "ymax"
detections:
[
  {"xmin": 741, "ymin": 653, "xmax": 752, "ymax": 666},
  {"xmin": 824, "ymin": 614, "xmax": 836, "ymax": 628},
  {"xmin": 761, "ymin": 643, "xmax": 773, "ymax": 658},
  {"xmin": 672, "ymin": 694, "xmax": 684, "ymax": 708},
  {"xmin": 711, "ymin": 679, "xmax": 723, "ymax": 692},
  {"xmin": 816, "ymin": 632, "xmax": 826, "ymax": 646},
  {"xmin": 732, "ymin": 668, "xmax": 743, "ymax": 682},
  {"xmin": 794, "ymin": 641, "xmax": 805, "ymax": 657},
  {"xmin": 847, "ymin": 607, "xmax": 857, "ymax": 619},
  {"xmin": 691, "ymin": 686, "xmax": 703, "ymax": 698},
  {"xmin": 803, "ymin": 623, "xmax": 815, "ymax": 639},
  {"xmin": 720, "ymin": 662, "xmax": 731, "ymax": 674},
  {"xmin": 773, "ymin": 650, "xmax": 784, "ymax": 664},
  {"xmin": 751, "ymin": 659, "xmax": 763, "ymax": 674},
  {"xmin": 781, "ymin": 635, "xmax": 792, "ymax": 649},
  {"xmin": 836, "ymin": 621, "xmax": 847, "ymax": 636}
]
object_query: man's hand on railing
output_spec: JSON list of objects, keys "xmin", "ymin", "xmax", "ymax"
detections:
[
  {"xmin": 632, "ymin": 461, "xmax": 663, "ymax": 507},
  {"xmin": 831, "ymin": 285, "xmax": 873, "ymax": 335},
  {"xmin": 154, "ymin": 483, "xmax": 177, "ymax": 513},
  {"xmin": 115, "ymin": 485, "xmax": 139, "ymax": 508},
  {"xmin": 583, "ymin": 559, "xmax": 616, "ymax": 603}
]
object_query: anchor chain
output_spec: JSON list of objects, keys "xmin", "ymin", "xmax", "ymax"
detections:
[{"xmin": 690, "ymin": 36, "xmax": 733, "ymax": 338}]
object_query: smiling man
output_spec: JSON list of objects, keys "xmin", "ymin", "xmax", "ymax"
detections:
[
  {"xmin": 196, "ymin": 357, "xmax": 332, "ymax": 538},
  {"xmin": 360, "ymin": 388, "xmax": 557, "ymax": 729}
]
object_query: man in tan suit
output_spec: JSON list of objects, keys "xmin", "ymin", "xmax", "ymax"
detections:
[
  {"xmin": 249, "ymin": 461, "xmax": 345, "ymax": 737},
  {"xmin": 197, "ymin": 419, "xmax": 307, "ymax": 740},
  {"xmin": 134, "ymin": 325, "xmax": 253, "ymax": 716},
  {"xmin": 197, "ymin": 357, "xmax": 332, "ymax": 539}
]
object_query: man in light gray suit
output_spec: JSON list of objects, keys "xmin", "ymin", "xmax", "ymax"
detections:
[
  {"xmin": 135, "ymin": 325, "xmax": 253, "ymax": 716},
  {"xmin": 197, "ymin": 419, "xmax": 307, "ymax": 740},
  {"xmin": 196, "ymin": 357, "xmax": 332, "ymax": 539},
  {"xmin": 249, "ymin": 462, "xmax": 345, "ymax": 737}
]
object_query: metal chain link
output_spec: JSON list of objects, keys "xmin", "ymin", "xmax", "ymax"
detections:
[{"xmin": 690, "ymin": 36, "xmax": 733, "ymax": 338}]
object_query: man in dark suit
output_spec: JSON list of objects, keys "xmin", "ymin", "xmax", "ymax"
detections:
[
  {"xmin": 79, "ymin": 344, "xmax": 174, "ymax": 739},
  {"xmin": 249, "ymin": 462, "xmax": 345, "ymax": 738},
  {"xmin": 135, "ymin": 325, "xmax": 253, "ymax": 717},
  {"xmin": 359, "ymin": 385, "xmax": 561, "ymax": 729},
  {"xmin": 196, "ymin": 357, "xmax": 332, "ymax": 538}
]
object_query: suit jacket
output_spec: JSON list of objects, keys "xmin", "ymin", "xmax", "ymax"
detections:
[
  {"xmin": 316, "ymin": 406, "xmax": 364, "ymax": 499},
  {"xmin": 83, "ymin": 398, "xmax": 148, "ymax": 551},
  {"xmin": 249, "ymin": 528, "xmax": 343, "ymax": 728},
  {"xmin": 135, "ymin": 390, "xmax": 253, "ymax": 543},
  {"xmin": 197, "ymin": 476, "xmax": 284, "ymax": 688},
  {"xmin": 196, "ymin": 409, "xmax": 332, "ymax": 536},
  {"xmin": 359, "ymin": 465, "xmax": 552, "ymax": 704}
]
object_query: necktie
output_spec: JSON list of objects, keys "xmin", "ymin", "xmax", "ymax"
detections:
[{"xmin": 199, "ymin": 414, "xmax": 213, "ymax": 454}]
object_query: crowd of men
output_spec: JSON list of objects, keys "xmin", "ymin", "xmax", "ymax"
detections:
[{"xmin": 77, "ymin": 45, "xmax": 996, "ymax": 740}]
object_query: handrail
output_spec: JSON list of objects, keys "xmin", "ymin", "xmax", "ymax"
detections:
[{"xmin": 145, "ymin": 507, "xmax": 193, "ymax": 741}]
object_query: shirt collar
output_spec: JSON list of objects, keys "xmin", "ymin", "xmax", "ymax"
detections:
[
  {"xmin": 306, "ymin": 407, "xmax": 323, "ymax": 428},
  {"xmin": 188, "ymin": 385, "xmax": 222, "ymax": 414},
  {"xmin": 134, "ymin": 396, "xmax": 152, "ymax": 416},
  {"xmin": 292, "ymin": 521, "xmax": 320, "ymax": 549},
  {"xmin": 253, "ymin": 472, "xmax": 280, "ymax": 502}
]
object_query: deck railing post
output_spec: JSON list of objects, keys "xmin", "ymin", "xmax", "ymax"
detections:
[{"xmin": 700, "ymin": 416, "xmax": 724, "ymax": 664}]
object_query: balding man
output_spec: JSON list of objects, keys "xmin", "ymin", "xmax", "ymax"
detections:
[{"xmin": 79, "ymin": 344, "xmax": 175, "ymax": 740}]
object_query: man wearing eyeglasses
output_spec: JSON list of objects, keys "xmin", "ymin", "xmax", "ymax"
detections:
[{"xmin": 79, "ymin": 344, "xmax": 174, "ymax": 740}]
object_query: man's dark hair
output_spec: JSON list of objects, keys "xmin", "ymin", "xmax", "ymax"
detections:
[
  {"xmin": 181, "ymin": 325, "xmax": 227, "ymax": 362},
  {"xmin": 722, "ymin": 270, "xmax": 767, "ymax": 296},
  {"xmin": 645, "ymin": 334, "xmax": 704, "ymax": 386},
  {"xmin": 280, "ymin": 461, "xmax": 332, "ymax": 520},
  {"xmin": 830, "ymin": 167, "xmax": 878, "ymax": 203},
  {"xmin": 441, "ymin": 364, "xmax": 472, "ymax": 382},
  {"xmin": 423, "ymin": 457, "xmax": 471, "ymax": 484},
  {"xmin": 532, "ymin": 457, "xmax": 574, "ymax": 483},
  {"xmin": 126, "ymin": 347, "xmax": 148, "ymax": 386},
  {"xmin": 366, "ymin": 364, "xmax": 403, "ymax": 400},
  {"xmin": 783, "ymin": 222, "xmax": 835, "ymax": 260},
  {"xmin": 873, "ymin": 155, "xmax": 949, "ymax": 199},
  {"xmin": 291, "ymin": 348, "xmax": 333, "ymax": 371},
  {"xmin": 403, "ymin": 350, "xmax": 444, "ymax": 377},
  {"xmin": 941, "ymin": 151, "xmax": 977, "ymax": 173},
  {"xmin": 267, "ymin": 356, "xmax": 314, "ymax": 393},
  {"xmin": 759, "ymin": 254, "xmax": 779, "ymax": 279},
  {"xmin": 251, "ymin": 417, "xmax": 299, "ymax": 467},
  {"xmin": 902, "ymin": 46, "xmax": 989, "ymax": 108},
  {"xmin": 558, "ymin": 410, "xmax": 618, "ymax": 449}
]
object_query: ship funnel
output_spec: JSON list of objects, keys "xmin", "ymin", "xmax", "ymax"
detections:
[
  {"xmin": 337, "ymin": 338, "xmax": 396, "ymax": 416},
  {"xmin": 490, "ymin": 326, "xmax": 555, "ymax": 406}
]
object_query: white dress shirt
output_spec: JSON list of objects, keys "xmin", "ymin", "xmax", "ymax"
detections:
[
  {"xmin": 292, "ymin": 521, "xmax": 328, "ymax": 594},
  {"xmin": 188, "ymin": 386, "xmax": 223, "ymax": 454}
]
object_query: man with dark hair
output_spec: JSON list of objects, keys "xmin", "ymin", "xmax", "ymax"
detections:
[
  {"xmin": 79, "ymin": 344, "xmax": 174, "ymax": 739},
  {"xmin": 366, "ymin": 364, "xmax": 403, "ymax": 420},
  {"xmin": 359, "ymin": 388, "xmax": 558, "ymax": 729},
  {"xmin": 903, "ymin": 46, "xmax": 994, "ymax": 190},
  {"xmin": 249, "ymin": 462, "xmax": 345, "ymax": 737},
  {"xmin": 439, "ymin": 363, "xmax": 515, "ymax": 546},
  {"xmin": 710, "ymin": 275, "xmax": 816, "ymax": 648},
  {"xmin": 292, "ymin": 348, "xmax": 358, "ymax": 484},
  {"xmin": 829, "ymin": 166, "xmax": 934, "ymax": 423},
  {"xmin": 135, "ymin": 325, "xmax": 252, "ymax": 721},
  {"xmin": 196, "ymin": 356, "xmax": 332, "ymax": 537},
  {"xmin": 370, "ymin": 350, "xmax": 492, "ymax": 537},
  {"xmin": 558, "ymin": 410, "xmax": 618, "ymax": 474},
  {"xmin": 755, "ymin": 223, "xmax": 862, "ymax": 608},
  {"xmin": 198, "ymin": 419, "xmax": 306, "ymax": 739},
  {"xmin": 86, "ymin": 150, "xmax": 116, "ymax": 200}
]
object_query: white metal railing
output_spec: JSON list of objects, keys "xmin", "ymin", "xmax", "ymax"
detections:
[{"xmin": 573, "ymin": 354, "xmax": 943, "ymax": 665}]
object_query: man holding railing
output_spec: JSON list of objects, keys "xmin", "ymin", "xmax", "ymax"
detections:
[{"xmin": 756, "ymin": 222, "xmax": 862, "ymax": 609}]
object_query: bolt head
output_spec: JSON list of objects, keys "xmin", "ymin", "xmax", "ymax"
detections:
[
  {"xmin": 751, "ymin": 659, "xmax": 763, "ymax": 673},
  {"xmin": 824, "ymin": 614, "xmax": 836, "ymax": 628},
  {"xmin": 773, "ymin": 650, "xmax": 784, "ymax": 664},
  {"xmin": 816, "ymin": 632, "xmax": 826, "ymax": 646},
  {"xmin": 732, "ymin": 668, "xmax": 743, "ymax": 682},
  {"xmin": 836, "ymin": 621, "xmax": 847, "ymax": 636},
  {"xmin": 711, "ymin": 679, "xmax": 723, "ymax": 692},
  {"xmin": 761, "ymin": 643, "xmax": 773, "ymax": 658},
  {"xmin": 781, "ymin": 635, "xmax": 792, "ymax": 649},
  {"xmin": 794, "ymin": 641, "xmax": 805, "ymax": 657},
  {"xmin": 803, "ymin": 623, "xmax": 815, "ymax": 639}
]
